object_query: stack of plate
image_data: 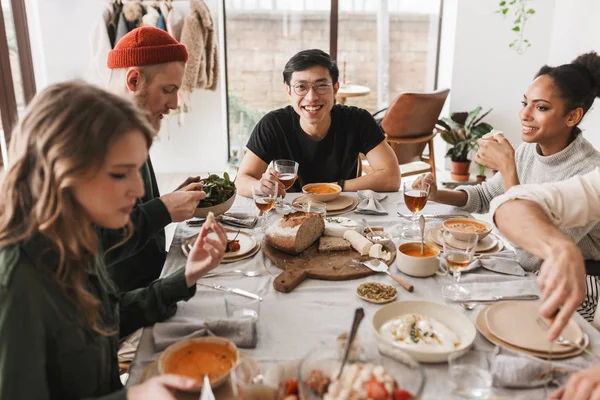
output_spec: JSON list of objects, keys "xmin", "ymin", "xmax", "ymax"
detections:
[
  {"xmin": 182, "ymin": 229, "xmax": 261, "ymax": 263},
  {"xmin": 292, "ymin": 194, "xmax": 359, "ymax": 216},
  {"xmin": 427, "ymin": 226, "xmax": 504, "ymax": 255},
  {"xmin": 476, "ymin": 301, "xmax": 588, "ymax": 359}
]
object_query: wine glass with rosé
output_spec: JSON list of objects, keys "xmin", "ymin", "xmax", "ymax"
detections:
[
  {"xmin": 252, "ymin": 182, "xmax": 278, "ymax": 232},
  {"xmin": 400, "ymin": 181, "xmax": 430, "ymax": 240},
  {"xmin": 274, "ymin": 159, "xmax": 299, "ymax": 211}
]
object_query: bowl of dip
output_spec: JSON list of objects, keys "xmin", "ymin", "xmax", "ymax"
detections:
[
  {"xmin": 443, "ymin": 218, "xmax": 492, "ymax": 241},
  {"xmin": 302, "ymin": 183, "xmax": 342, "ymax": 202}
]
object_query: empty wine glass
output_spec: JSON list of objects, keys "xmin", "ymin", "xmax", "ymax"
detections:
[
  {"xmin": 252, "ymin": 182, "xmax": 278, "ymax": 232},
  {"xmin": 274, "ymin": 159, "xmax": 299, "ymax": 211},
  {"xmin": 441, "ymin": 231, "xmax": 478, "ymax": 301},
  {"xmin": 401, "ymin": 181, "xmax": 430, "ymax": 240}
]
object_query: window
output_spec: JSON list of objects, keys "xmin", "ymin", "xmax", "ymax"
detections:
[
  {"xmin": 223, "ymin": 0, "xmax": 441, "ymax": 162},
  {"xmin": 0, "ymin": 0, "xmax": 36, "ymax": 166}
]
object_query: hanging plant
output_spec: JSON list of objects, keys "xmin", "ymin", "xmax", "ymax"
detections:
[{"xmin": 496, "ymin": 0, "xmax": 536, "ymax": 55}]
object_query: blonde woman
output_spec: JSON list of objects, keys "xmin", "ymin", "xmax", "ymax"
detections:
[{"xmin": 0, "ymin": 81, "xmax": 228, "ymax": 399}]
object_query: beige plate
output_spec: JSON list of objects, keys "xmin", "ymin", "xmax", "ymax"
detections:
[
  {"xmin": 428, "ymin": 226, "xmax": 504, "ymax": 253},
  {"xmin": 476, "ymin": 306, "xmax": 586, "ymax": 359},
  {"xmin": 485, "ymin": 301, "xmax": 583, "ymax": 353},
  {"xmin": 356, "ymin": 282, "xmax": 398, "ymax": 304},
  {"xmin": 183, "ymin": 242, "xmax": 261, "ymax": 264},
  {"xmin": 294, "ymin": 194, "xmax": 355, "ymax": 211}
]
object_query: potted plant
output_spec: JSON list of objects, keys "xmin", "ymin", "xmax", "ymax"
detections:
[
  {"xmin": 437, "ymin": 107, "xmax": 494, "ymax": 182},
  {"xmin": 476, "ymin": 163, "xmax": 487, "ymax": 182}
]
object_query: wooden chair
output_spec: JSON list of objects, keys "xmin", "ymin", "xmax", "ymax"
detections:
[{"xmin": 372, "ymin": 89, "xmax": 450, "ymax": 180}]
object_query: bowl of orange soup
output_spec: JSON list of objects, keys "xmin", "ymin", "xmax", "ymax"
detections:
[
  {"xmin": 158, "ymin": 337, "xmax": 239, "ymax": 391},
  {"xmin": 302, "ymin": 183, "xmax": 342, "ymax": 202},
  {"xmin": 397, "ymin": 242, "xmax": 444, "ymax": 277},
  {"xmin": 442, "ymin": 218, "xmax": 492, "ymax": 241}
]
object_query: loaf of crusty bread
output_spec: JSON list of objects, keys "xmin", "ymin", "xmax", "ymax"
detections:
[
  {"xmin": 318, "ymin": 236, "xmax": 352, "ymax": 252},
  {"xmin": 265, "ymin": 211, "xmax": 325, "ymax": 254}
]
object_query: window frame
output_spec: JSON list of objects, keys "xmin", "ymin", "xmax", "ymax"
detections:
[{"xmin": 221, "ymin": 0, "xmax": 443, "ymax": 162}]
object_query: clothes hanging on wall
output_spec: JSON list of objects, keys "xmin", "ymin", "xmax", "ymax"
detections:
[
  {"xmin": 166, "ymin": 6, "xmax": 184, "ymax": 41},
  {"xmin": 180, "ymin": 0, "xmax": 218, "ymax": 92},
  {"xmin": 88, "ymin": 2, "xmax": 114, "ymax": 86}
]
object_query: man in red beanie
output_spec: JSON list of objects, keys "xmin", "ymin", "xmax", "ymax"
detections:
[{"xmin": 104, "ymin": 26, "xmax": 205, "ymax": 292}]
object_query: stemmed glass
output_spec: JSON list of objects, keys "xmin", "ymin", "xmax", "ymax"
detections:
[
  {"xmin": 441, "ymin": 231, "xmax": 478, "ymax": 300},
  {"xmin": 273, "ymin": 159, "xmax": 299, "ymax": 211},
  {"xmin": 401, "ymin": 181, "xmax": 430, "ymax": 240},
  {"xmin": 252, "ymin": 182, "xmax": 278, "ymax": 232}
]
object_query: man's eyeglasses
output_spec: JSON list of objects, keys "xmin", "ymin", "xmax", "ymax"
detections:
[{"xmin": 291, "ymin": 82, "xmax": 333, "ymax": 96}]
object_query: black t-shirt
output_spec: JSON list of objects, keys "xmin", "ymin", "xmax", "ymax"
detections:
[{"xmin": 246, "ymin": 105, "xmax": 385, "ymax": 192}]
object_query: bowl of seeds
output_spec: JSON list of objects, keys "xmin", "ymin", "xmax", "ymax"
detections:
[{"xmin": 356, "ymin": 282, "xmax": 397, "ymax": 304}]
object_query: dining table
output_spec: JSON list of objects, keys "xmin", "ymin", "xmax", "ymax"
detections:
[{"xmin": 127, "ymin": 191, "xmax": 600, "ymax": 399}]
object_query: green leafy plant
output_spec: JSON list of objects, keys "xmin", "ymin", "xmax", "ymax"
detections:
[
  {"xmin": 496, "ymin": 0, "xmax": 536, "ymax": 54},
  {"xmin": 197, "ymin": 173, "xmax": 236, "ymax": 208},
  {"xmin": 437, "ymin": 107, "xmax": 494, "ymax": 162}
]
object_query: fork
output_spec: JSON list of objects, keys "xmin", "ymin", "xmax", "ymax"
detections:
[
  {"xmin": 536, "ymin": 318, "xmax": 600, "ymax": 361},
  {"xmin": 202, "ymin": 269, "xmax": 264, "ymax": 278}
]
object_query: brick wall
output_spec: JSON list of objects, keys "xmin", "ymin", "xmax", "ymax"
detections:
[{"xmin": 226, "ymin": 12, "xmax": 434, "ymax": 148}]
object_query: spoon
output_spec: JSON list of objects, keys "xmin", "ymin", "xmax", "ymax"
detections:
[
  {"xmin": 419, "ymin": 215, "xmax": 426, "ymax": 255},
  {"xmin": 362, "ymin": 218, "xmax": 376, "ymax": 236},
  {"xmin": 202, "ymin": 269, "xmax": 264, "ymax": 278},
  {"xmin": 337, "ymin": 308, "xmax": 365, "ymax": 380},
  {"xmin": 536, "ymin": 318, "xmax": 600, "ymax": 361}
]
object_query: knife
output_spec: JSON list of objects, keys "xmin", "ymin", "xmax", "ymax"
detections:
[
  {"xmin": 197, "ymin": 282, "xmax": 263, "ymax": 301},
  {"xmin": 397, "ymin": 212, "xmax": 470, "ymax": 219},
  {"xmin": 447, "ymin": 294, "xmax": 539, "ymax": 303}
]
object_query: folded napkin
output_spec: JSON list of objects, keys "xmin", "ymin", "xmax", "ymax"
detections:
[
  {"xmin": 491, "ymin": 346, "xmax": 590, "ymax": 389},
  {"xmin": 442, "ymin": 250, "xmax": 526, "ymax": 276},
  {"xmin": 221, "ymin": 212, "xmax": 257, "ymax": 229},
  {"xmin": 355, "ymin": 190, "xmax": 388, "ymax": 215},
  {"xmin": 153, "ymin": 319, "xmax": 257, "ymax": 351}
]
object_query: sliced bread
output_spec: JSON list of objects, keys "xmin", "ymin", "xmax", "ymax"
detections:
[
  {"xmin": 265, "ymin": 211, "xmax": 325, "ymax": 254},
  {"xmin": 318, "ymin": 236, "xmax": 352, "ymax": 252}
]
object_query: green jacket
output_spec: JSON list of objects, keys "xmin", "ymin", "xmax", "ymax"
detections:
[
  {"xmin": 105, "ymin": 157, "xmax": 172, "ymax": 292},
  {"xmin": 0, "ymin": 234, "xmax": 196, "ymax": 399}
]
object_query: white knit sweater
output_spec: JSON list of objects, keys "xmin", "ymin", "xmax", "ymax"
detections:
[{"xmin": 457, "ymin": 133, "xmax": 600, "ymax": 271}]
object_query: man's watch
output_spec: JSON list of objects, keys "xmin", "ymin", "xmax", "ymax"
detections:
[{"xmin": 337, "ymin": 179, "xmax": 345, "ymax": 191}]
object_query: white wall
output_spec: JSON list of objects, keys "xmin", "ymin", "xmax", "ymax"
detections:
[
  {"xmin": 25, "ymin": 0, "xmax": 228, "ymax": 174},
  {"xmin": 548, "ymin": 0, "xmax": 600, "ymax": 150},
  {"xmin": 448, "ymin": 0, "xmax": 555, "ymax": 146}
]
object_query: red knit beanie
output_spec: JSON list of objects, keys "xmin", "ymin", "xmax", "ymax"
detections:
[{"xmin": 107, "ymin": 26, "xmax": 188, "ymax": 69}]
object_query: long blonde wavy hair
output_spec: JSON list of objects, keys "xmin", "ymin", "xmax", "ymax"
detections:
[{"xmin": 0, "ymin": 81, "xmax": 155, "ymax": 333}]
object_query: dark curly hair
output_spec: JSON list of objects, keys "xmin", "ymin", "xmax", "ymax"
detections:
[{"xmin": 536, "ymin": 51, "xmax": 600, "ymax": 119}]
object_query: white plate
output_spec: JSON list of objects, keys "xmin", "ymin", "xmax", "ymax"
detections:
[
  {"xmin": 223, "ymin": 230, "xmax": 257, "ymax": 258},
  {"xmin": 372, "ymin": 300, "xmax": 476, "ymax": 363},
  {"xmin": 428, "ymin": 226, "xmax": 503, "ymax": 253}
]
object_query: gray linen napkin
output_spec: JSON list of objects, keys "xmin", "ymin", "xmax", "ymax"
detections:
[
  {"xmin": 491, "ymin": 346, "xmax": 590, "ymax": 388},
  {"xmin": 153, "ymin": 319, "xmax": 258, "ymax": 350},
  {"xmin": 355, "ymin": 190, "xmax": 388, "ymax": 215},
  {"xmin": 221, "ymin": 212, "xmax": 257, "ymax": 228},
  {"xmin": 441, "ymin": 251, "xmax": 526, "ymax": 276}
]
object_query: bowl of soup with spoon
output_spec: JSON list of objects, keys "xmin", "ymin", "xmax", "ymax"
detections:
[
  {"xmin": 158, "ymin": 337, "xmax": 239, "ymax": 392},
  {"xmin": 397, "ymin": 242, "xmax": 445, "ymax": 277},
  {"xmin": 442, "ymin": 218, "xmax": 492, "ymax": 241}
]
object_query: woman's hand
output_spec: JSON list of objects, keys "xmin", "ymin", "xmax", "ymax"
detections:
[
  {"xmin": 412, "ymin": 173, "xmax": 438, "ymax": 201},
  {"xmin": 547, "ymin": 363, "xmax": 600, "ymax": 400},
  {"xmin": 474, "ymin": 135, "xmax": 516, "ymax": 174},
  {"xmin": 184, "ymin": 221, "xmax": 228, "ymax": 286},
  {"xmin": 127, "ymin": 375, "xmax": 198, "ymax": 399},
  {"xmin": 260, "ymin": 167, "xmax": 285, "ymax": 198}
]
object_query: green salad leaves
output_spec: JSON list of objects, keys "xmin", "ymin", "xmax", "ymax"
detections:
[{"xmin": 197, "ymin": 173, "xmax": 236, "ymax": 208}]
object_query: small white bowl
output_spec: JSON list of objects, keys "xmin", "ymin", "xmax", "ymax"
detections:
[
  {"xmin": 302, "ymin": 183, "xmax": 342, "ymax": 202},
  {"xmin": 396, "ymin": 242, "xmax": 444, "ymax": 277},
  {"xmin": 372, "ymin": 300, "xmax": 477, "ymax": 363},
  {"xmin": 366, "ymin": 231, "xmax": 393, "ymax": 245}
]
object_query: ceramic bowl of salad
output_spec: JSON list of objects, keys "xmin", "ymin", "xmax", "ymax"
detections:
[{"xmin": 195, "ymin": 173, "xmax": 237, "ymax": 218}]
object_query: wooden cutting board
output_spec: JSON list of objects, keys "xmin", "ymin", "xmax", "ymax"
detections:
[{"xmin": 264, "ymin": 239, "xmax": 397, "ymax": 293}]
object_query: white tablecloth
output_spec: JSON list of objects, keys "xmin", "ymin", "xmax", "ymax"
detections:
[{"xmin": 128, "ymin": 192, "xmax": 600, "ymax": 399}]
